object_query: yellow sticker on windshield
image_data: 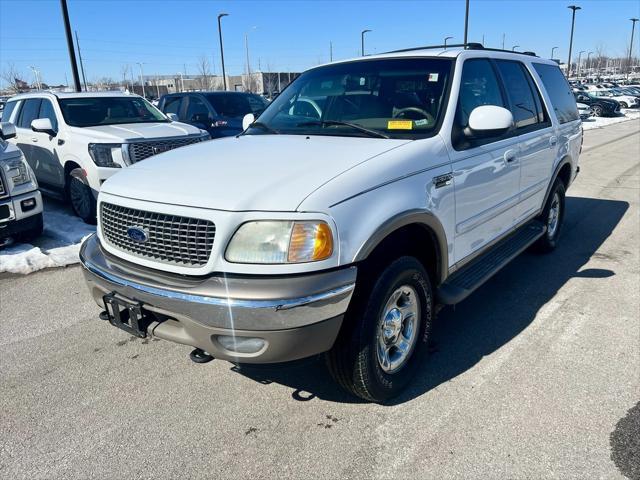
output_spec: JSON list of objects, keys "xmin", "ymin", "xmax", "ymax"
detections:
[{"xmin": 387, "ymin": 120, "xmax": 413, "ymax": 130}]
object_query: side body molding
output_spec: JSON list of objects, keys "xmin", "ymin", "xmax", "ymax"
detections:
[{"xmin": 353, "ymin": 209, "xmax": 449, "ymax": 285}]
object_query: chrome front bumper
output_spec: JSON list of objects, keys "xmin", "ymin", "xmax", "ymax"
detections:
[{"xmin": 79, "ymin": 234, "xmax": 356, "ymax": 362}]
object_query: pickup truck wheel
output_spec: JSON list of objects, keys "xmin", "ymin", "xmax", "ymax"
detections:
[
  {"xmin": 533, "ymin": 179, "xmax": 565, "ymax": 253},
  {"xmin": 68, "ymin": 175, "xmax": 97, "ymax": 224},
  {"xmin": 326, "ymin": 256, "xmax": 433, "ymax": 403}
]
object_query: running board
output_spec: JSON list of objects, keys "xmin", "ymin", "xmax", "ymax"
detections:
[{"xmin": 437, "ymin": 221, "xmax": 546, "ymax": 305}]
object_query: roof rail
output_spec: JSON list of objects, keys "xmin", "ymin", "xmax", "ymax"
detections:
[
  {"xmin": 386, "ymin": 42, "xmax": 484, "ymax": 53},
  {"xmin": 385, "ymin": 42, "xmax": 538, "ymax": 57}
]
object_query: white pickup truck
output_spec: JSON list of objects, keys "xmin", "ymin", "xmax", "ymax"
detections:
[
  {"xmin": 80, "ymin": 45, "xmax": 582, "ymax": 402},
  {"xmin": 2, "ymin": 92, "xmax": 208, "ymax": 223}
]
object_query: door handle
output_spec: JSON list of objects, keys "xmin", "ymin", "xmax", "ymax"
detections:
[
  {"xmin": 504, "ymin": 149, "xmax": 518, "ymax": 164},
  {"xmin": 549, "ymin": 136, "xmax": 558, "ymax": 147},
  {"xmin": 31, "ymin": 137, "xmax": 38, "ymax": 142}
]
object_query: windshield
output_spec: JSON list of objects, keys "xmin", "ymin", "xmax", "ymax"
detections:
[
  {"xmin": 58, "ymin": 96, "xmax": 167, "ymax": 127},
  {"xmin": 248, "ymin": 58, "xmax": 453, "ymax": 139}
]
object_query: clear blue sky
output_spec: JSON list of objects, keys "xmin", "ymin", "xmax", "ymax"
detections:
[{"xmin": 0, "ymin": 0, "xmax": 638, "ymax": 87}]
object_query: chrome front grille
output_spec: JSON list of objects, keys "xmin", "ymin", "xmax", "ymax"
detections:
[
  {"xmin": 100, "ymin": 202, "xmax": 216, "ymax": 267},
  {"xmin": 128, "ymin": 136, "xmax": 203, "ymax": 163},
  {"xmin": 0, "ymin": 174, "xmax": 5, "ymax": 197}
]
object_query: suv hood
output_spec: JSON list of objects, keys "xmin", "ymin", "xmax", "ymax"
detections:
[
  {"xmin": 102, "ymin": 134, "xmax": 410, "ymax": 211},
  {"xmin": 67, "ymin": 121, "xmax": 201, "ymax": 142}
]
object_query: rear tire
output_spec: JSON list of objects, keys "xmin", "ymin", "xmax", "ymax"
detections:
[
  {"xmin": 620, "ymin": 102, "xmax": 628, "ymax": 109},
  {"xmin": 533, "ymin": 179, "xmax": 565, "ymax": 253},
  {"xmin": 593, "ymin": 105, "xmax": 604, "ymax": 117},
  {"xmin": 68, "ymin": 175, "xmax": 97, "ymax": 224},
  {"xmin": 326, "ymin": 256, "xmax": 433, "ymax": 403}
]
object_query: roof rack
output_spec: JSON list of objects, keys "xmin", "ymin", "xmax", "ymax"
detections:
[{"xmin": 386, "ymin": 43, "xmax": 538, "ymax": 57}]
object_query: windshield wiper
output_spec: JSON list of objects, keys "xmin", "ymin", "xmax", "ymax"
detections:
[
  {"xmin": 246, "ymin": 121, "xmax": 280, "ymax": 134},
  {"xmin": 296, "ymin": 120, "xmax": 390, "ymax": 139}
]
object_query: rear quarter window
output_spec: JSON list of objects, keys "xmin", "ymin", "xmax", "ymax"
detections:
[
  {"xmin": 2, "ymin": 100, "xmax": 19, "ymax": 123},
  {"xmin": 533, "ymin": 63, "xmax": 579, "ymax": 124}
]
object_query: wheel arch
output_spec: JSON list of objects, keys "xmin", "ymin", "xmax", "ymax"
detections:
[{"xmin": 353, "ymin": 210, "xmax": 449, "ymax": 286}]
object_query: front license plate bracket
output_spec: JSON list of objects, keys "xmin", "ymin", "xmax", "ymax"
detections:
[{"xmin": 103, "ymin": 292, "xmax": 150, "ymax": 338}]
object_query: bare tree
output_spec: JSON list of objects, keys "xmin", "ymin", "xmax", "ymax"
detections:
[
  {"xmin": 1, "ymin": 62, "xmax": 27, "ymax": 94},
  {"xmin": 196, "ymin": 55, "xmax": 212, "ymax": 90},
  {"xmin": 263, "ymin": 65, "xmax": 278, "ymax": 97},
  {"xmin": 120, "ymin": 64, "xmax": 130, "ymax": 90}
]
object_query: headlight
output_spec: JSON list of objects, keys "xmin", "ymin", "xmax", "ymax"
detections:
[
  {"xmin": 226, "ymin": 220, "xmax": 333, "ymax": 264},
  {"xmin": 1, "ymin": 155, "xmax": 35, "ymax": 190},
  {"xmin": 88, "ymin": 143, "xmax": 122, "ymax": 168}
]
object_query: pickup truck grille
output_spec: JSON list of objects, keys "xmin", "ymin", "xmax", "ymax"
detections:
[
  {"xmin": 0, "ymin": 174, "xmax": 5, "ymax": 197},
  {"xmin": 128, "ymin": 136, "xmax": 203, "ymax": 163},
  {"xmin": 100, "ymin": 202, "xmax": 216, "ymax": 267}
]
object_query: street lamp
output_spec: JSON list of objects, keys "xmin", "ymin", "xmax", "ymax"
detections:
[
  {"xmin": 577, "ymin": 50, "xmax": 585, "ymax": 79},
  {"xmin": 551, "ymin": 46, "xmax": 559, "ymax": 59},
  {"xmin": 136, "ymin": 62, "xmax": 145, "ymax": 98},
  {"xmin": 29, "ymin": 66, "xmax": 41, "ymax": 90},
  {"xmin": 361, "ymin": 29, "xmax": 371, "ymax": 56},
  {"xmin": 217, "ymin": 13, "xmax": 229, "ymax": 90},
  {"xmin": 463, "ymin": 0, "xmax": 470, "ymax": 45},
  {"xmin": 628, "ymin": 18, "xmax": 639, "ymax": 79},
  {"xmin": 512, "ymin": 45, "xmax": 520, "ymax": 51},
  {"xmin": 567, "ymin": 5, "xmax": 581, "ymax": 77},
  {"xmin": 444, "ymin": 36, "xmax": 453, "ymax": 48}
]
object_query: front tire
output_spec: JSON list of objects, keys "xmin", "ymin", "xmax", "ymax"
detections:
[
  {"xmin": 68, "ymin": 175, "xmax": 97, "ymax": 224},
  {"xmin": 533, "ymin": 179, "xmax": 565, "ymax": 253},
  {"xmin": 326, "ymin": 256, "xmax": 433, "ymax": 402},
  {"xmin": 593, "ymin": 105, "xmax": 603, "ymax": 117},
  {"xmin": 620, "ymin": 102, "xmax": 628, "ymax": 109}
]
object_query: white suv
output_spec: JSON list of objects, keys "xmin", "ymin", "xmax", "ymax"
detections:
[
  {"xmin": 80, "ymin": 45, "xmax": 582, "ymax": 402},
  {"xmin": 2, "ymin": 92, "xmax": 208, "ymax": 223}
]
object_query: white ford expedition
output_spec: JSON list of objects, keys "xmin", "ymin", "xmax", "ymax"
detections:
[
  {"xmin": 80, "ymin": 45, "xmax": 582, "ymax": 402},
  {"xmin": 2, "ymin": 92, "xmax": 208, "ymax": 223}
]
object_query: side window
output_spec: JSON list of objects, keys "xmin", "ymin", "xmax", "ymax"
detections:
[
  {"xmin": 453, "ymin": 59, "xmax": 507, "ymax": 150},
  {"xmin": 163, "ymin": 96, "xmax": 182, "ymax": 116},
  {"xmin": 495, "ymin": 60, "xmax": 543, "ymax": 130},
  {"xmin": 2, "ymin": 100, "xmax": 19, "ymax": 123},
  {"xmin": 184, "ymin": 96, "xmax": 210, "ymax": 123},
  {"xmin": 17, "ymin": 99, "xmax": 42, "ymax": 129},
  {"xmin": 532, "ymin": 63, "xmax": 580, "ymax": 124},
  {"xmin": 38, "ymin": 99, "xmax": 58, "ymax": 130},
  {"xmin": 247, "ymin": 95, "xmax": 267, "ymax": 115}
]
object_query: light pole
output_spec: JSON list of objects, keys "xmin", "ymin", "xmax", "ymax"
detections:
[
  {"xmin": 137, "ymin": 62, "xmax": 145, "ymax": 98},
  {"xmin": 29, "ymin": 66, "xmax": 41, "ymax": 90},
  {"xmin": 217, "ymin": 13, "xmax": 229, "ymax": 90},
  {"xmin": 60, "ymin": 0, "xmax": 81, "ymax": 92},
  {"xmin": 551, "ymin": 46, "xmax": 559, "ymax": 59},
  {"xmin": 463, "ymin": 0, "xmax": 470, "ymax": 45},
  {"xmin": 444, "ymin": 36, "xmax": 453, "ymax": 48},
  {"xmin": 628, "ymin": 18, "xmax": 639, "ymax": 79},
  {"xmin": 361, "ymin": 29, "xmax": 371, "ymax": 56},
  {"xmin": 567, "ymin": 5, "xmax": 581, "ymax": 77},
  {"xmin": 512, "ymin": 45, "xmax": 520, "ymax": 51},
  {"xmin": 177, "ymin": 72, "xmax": 184, "ymax": 92},
  {"xmin": 577, "ymin": 50, "xmax": 585, "ymax": 79}
]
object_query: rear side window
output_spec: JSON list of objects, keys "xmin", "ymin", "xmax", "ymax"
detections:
[
  {"xmin": 39, "ymin": 99, "xmax": 58, "ymax": 130},
  {"xmin": 17, "ymin": 99, "xmax": 42, "ymax": 129},
  {"xmin": 2, "ymin": 100, "xmax": 19, "ymax": 123},
  {"xmin": 184, "ymin": 96, "xmax": 210, "ymax": 123},
  {"xmin": 532, "ymin": 63, "xmax": 579, "ymax": 124},
  {"xmin": 452, "ymin": 58, "xmax": 507, "ymax": 150},
  {"xmin": 495, "ymin": 60, "xmax": 547, "ymax": 130},
  {"xmin": 162, "ymin": 96, "xmax": 182, "ymax": 115},
  {"xmin": 205, "ymin": 94, "xmax": 253, "ymax": 118}
]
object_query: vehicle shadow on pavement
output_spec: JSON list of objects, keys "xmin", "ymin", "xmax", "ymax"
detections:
[{"xmin": 233, "ymin": 196, "xmax": 629, "ymax": 405}]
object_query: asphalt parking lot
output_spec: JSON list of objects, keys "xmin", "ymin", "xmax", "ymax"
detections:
[{"xmin": 1, "ymin": 120, "xmax": 639, "ymax": 479}]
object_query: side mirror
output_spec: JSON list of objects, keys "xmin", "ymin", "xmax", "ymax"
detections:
[
  {"xmin": 242, "ymin": 113, "xmax": 255, "ymax": 130},
  {"xmin": 0, "ymin": 122, "xmax": 16, "ymax": 140},
  {"xmin": 31, "ymin": 118, "xmax": 56, "ymax": 136},
  {"xmin": 166, "ymin": 113, "xmax": 179, "ymax": 121},
  {"xmin": 466, "ymin": 105, "xmax": 513, "ymax": 138}
]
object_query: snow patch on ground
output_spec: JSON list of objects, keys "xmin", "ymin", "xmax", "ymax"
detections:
[
  {"xmin": 0, "ymin": 200, "xmax": 95, "ymax": 275},
  {"xmin": 582, "ymin": 108, "xmax": 640, "ymax": 130}
]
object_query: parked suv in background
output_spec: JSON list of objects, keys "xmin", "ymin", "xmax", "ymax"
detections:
[
  {"xmin": 0, "ymin": 123, "xmax": 43, "ymax": 246},
  {"xmin": 2, "ymin": 92, "xmax": 209, "ymax": 223},
  {"xmin": 80, "ymin": 45, "xmax": 581, "ymax": 402},
  {"xmin": 573, "ymin": 91, "xmax": 620, "ymax": 117},
  {"xmin": 158, "ymin": 91, "xmax": 268, "ymax": 138}
]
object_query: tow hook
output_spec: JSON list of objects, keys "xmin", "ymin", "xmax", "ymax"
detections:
[{"xmin": 190, "ymin": 348, "xmax": 214, "ymax": 364}]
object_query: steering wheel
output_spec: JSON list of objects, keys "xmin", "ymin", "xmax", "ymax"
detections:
[{"xmin": 393, "ymin": 107, "xmax": 434, "ymax": 123}]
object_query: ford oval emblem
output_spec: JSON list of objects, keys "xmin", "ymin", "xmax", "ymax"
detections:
[{"xmin": 126, "ymin": 226, "xmax": 149, "ymax": 243}]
